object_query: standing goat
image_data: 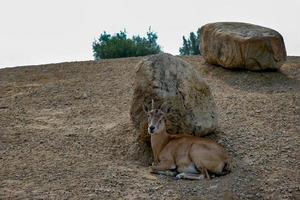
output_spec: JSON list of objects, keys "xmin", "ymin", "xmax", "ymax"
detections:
[{"xmin": 144, "ymin": 100, "xmax": 230, "ymax": 180}]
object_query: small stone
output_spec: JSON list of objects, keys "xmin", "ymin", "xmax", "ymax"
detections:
[
  {"xmin": 209, "ymin": 185, "xmax": 218, "ymax": 189},
  {"xmin": 143, "ymin": 173, "xmax": 158, "ymax": 180},
  {"xmin": 82, "ymin": 92, "xmax": 88, "ymax": 99}
]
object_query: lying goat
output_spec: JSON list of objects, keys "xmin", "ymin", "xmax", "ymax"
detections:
[{"xmin": 144, "ymin": 100, "xmax": 230, "ymax": 180}]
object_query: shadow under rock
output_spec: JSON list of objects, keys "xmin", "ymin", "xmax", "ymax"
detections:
[{"xmin": 202, "ymin": 62, "xmax": 300, "ymax": 94}]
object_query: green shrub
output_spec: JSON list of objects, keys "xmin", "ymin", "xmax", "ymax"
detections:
[
  {"xmin": 92, "ymin": 28, "xmax": 161, "ymax": 60},
  {"xmin": 179, "ymin": 29, "xmax": 201, "ymax": 55}
]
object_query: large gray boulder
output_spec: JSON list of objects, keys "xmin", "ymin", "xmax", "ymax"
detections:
[
  {"xmin": 200, "ymin": 22, "xmax": 287, "ymax": 70},
  {"xmin": 130, "ymin": 53, "xmax": 218, "ymax": 142}
]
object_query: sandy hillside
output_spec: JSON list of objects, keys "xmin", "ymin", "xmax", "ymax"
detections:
[{"xmin": 0, "ymin": 56, "xmax": 299, "ymax": 200}]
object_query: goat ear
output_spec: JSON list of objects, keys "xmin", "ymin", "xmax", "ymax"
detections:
[{"xmin": 143, "ymin": 103, "xmax": 149, "ymax": 113}]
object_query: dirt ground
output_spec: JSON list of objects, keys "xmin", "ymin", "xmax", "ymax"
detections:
[{"xmin": 0, "ymin": 55, "xmax": 299, "ymax": 200}]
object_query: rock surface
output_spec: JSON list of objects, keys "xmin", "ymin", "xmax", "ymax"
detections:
[
  {"xmin": 130, "ymin": 53, "xmax": 218, "ymax": 141},
  {"xmin": 200, "ymin": 22, "xmax": 287, "ymax": 70}
]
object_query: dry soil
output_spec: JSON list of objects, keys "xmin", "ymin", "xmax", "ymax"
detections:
[{"xmin": 0, "ymin": 56, "xmax": 299, "ymax": 199}]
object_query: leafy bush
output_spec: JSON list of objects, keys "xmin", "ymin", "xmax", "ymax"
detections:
[
  {"xmin": 92, "ymin": 28, "xmax": 161, "ymax": 60},
  {"xmin": 179, "ymin": 29, "xmax": 201, "ymax": 55}
]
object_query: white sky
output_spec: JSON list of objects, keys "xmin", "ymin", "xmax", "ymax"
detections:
[{"xmin": 0, "ymin": 0, "xmax": 299, "ymax": 68}]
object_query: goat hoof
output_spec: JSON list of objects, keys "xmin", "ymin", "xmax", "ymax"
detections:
[{"xmin": 176, "ymin": 173, "xmax": 184, "ymax": 179}]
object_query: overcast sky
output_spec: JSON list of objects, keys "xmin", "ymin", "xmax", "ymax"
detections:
[{"xmin": 0, "ymin": 0, "xmax": 299, "ymax": 68}]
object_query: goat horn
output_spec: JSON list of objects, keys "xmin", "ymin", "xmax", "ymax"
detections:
[
  {"xmin": 151, "ymin": 99, "xmax": 154, "ymax": 110},
  {"xmin": 159, "ymin": 101, "xmax": 168, "ymax": 111}
]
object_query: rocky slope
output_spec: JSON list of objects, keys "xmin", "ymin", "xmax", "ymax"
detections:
[{"xmin": 0, "ymin": 56, "xmax": 299, "ymax": 199}]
